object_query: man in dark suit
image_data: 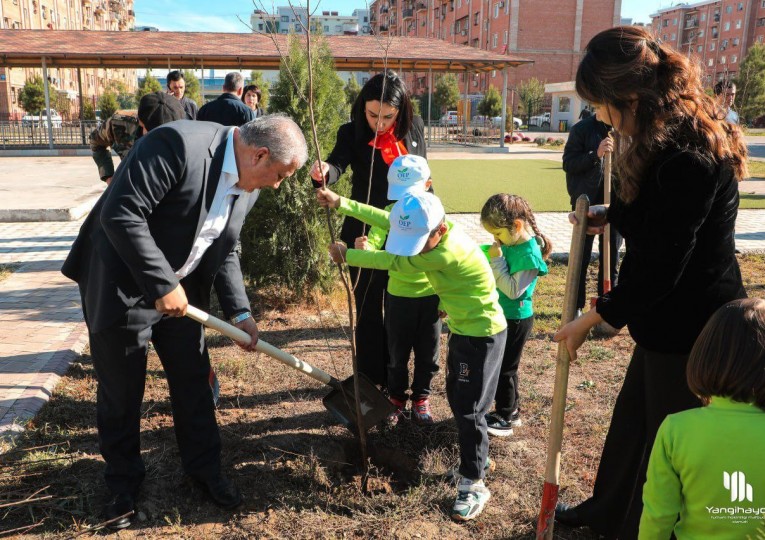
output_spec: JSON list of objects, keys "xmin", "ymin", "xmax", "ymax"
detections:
[
  {"xmin": 62, "ymin": 114, "xmax": 307, "ymax": 529},
  {"xmin": 197, "ymin": 72, "xmax": 256, "ymax": 127},
  {"xmin": 562, "ymin": 113, "xmax": 621, "ymax": 314}
]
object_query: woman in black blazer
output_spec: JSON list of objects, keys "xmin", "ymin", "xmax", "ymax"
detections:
[
  {"xmin": 310, "ymin": 71, "xmax": 427, "ymax": 388},
  {"xmin": 553, "ymin": 27, "xmax": 749, "ymax": 539}
]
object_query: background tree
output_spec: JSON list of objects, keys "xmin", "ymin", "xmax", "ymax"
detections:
[
  {"xmin": 248, "ymin": 70, "xmax": 271, "ymax": 111},
  {"xmin": 18, "ymin": 76, "xmax": 46, "ymax": 115},
  {"xmin": 135, "ymin": 70, "xmax": 162, "ymax": 102},
  {"xmin": 108, "ymin": 80, "xmax": 136, "ymax": 109},
  {"xmin": 477, "ymin": 85, "xmax": 502, "ymax": 118},
  {"xmin": 81, "ymin": 98, "xmax": 96, "ymax": 120},
  {"xmin": 434, "ymin": 73, "xmax": 460, "ymax": 113},
  {"xmin": 344, "ymin": 75, "xmax": 360, "ymax": 107},
  {"xmin": 517, "ymin": 77, "xmax": 546, "ymax": 124},
  {"xmin": 181, "ymin": 69, "xmax": 203, "ymax": 105},
  {"xmin": 98, "ymin": 91, "xmax": 119, "ymax": 120},
  {"xmin": 239, "ymin": 34, "xmax": 349, "ymax": 294},
  {"xmin": 734, "ymin": 43, "xmax": 765, "ymax": 124}
]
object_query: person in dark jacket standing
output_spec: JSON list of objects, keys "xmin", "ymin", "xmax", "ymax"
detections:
[
  {"xmin": 198, "ymin": 72, "xmax": 255, "ymax": 127},
  {"xmin": 309, "ymin": 70, "xmax": 426, "ymax": 388},
  {"xmin": 166, "ymin": 70, "xmax": 198, "ymax": 120},
  {"xmin": 553, "ymin": 26, "xmax": 749, "ymax": 539},
  {"xmin": 562, "ymin": 113, "xmax": 621, "ymax": 314}
]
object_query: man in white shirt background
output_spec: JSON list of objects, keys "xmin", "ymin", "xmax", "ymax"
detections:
[{"xmin": 714, "ymin": 80, "xmax": 739, "ymax": 125}]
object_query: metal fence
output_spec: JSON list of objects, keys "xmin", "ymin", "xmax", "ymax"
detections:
[
  {"xmin": 426, "ymin": 120, "xmax": 505, "ymax": 146},
  {"xmin": 0, "ymin": 121, "xmax": 99, "ymax": 149}
]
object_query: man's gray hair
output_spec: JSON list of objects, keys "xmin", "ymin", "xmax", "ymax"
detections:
[
  {"xmin": 239, "ymin": 114, "xmax": 308, "ymax": 167},
  {"xmin": 223, "ymin": 72, "xmax": 244, "ymax": 92}
]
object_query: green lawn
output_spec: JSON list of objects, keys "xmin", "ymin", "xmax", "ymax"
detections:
[{"xmin": 430, "ymin": 159, "xmax": 765, "ymax": 212}]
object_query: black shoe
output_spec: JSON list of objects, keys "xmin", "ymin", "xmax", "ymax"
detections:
[
  {"xmin": 193, "ymin": 474, "xmax": 242, "ymax": 510},
  {"xmin": 555, "ymin": 501, "xmax": 585, "ymax": 528},
  {"xmin": 103, "ymin": 492, "xmax": 136, "ymax": 530}
]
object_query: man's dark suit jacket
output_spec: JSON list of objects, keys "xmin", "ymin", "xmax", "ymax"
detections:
[
  {"xmin": 562, "ymin": 115, "xmax": 610, "ymax": 207},
  {"xmin": 62, "ymin": 120, "xmax": 256, "ymax": 334},
  {"xmin": 197, "ymin": 93, "xmax": 255, "ymax": 127}
]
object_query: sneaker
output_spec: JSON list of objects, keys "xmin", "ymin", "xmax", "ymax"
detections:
[
  {"xmin": 385, "ymin": 397, "xmax": 407, "ymax": 428},
  {"xmin": 509, "ymin": 409, "xmax": 522, "ymax": 428},
  {"xmin": 444, "ymin": 456, "xmax": 495, "ymax": 483},
  {"xmin": 451, "ymin": 478, "xmax": 491, "ymax": 522},
  {"xmin": 485, "ymin": 412, "xmax": 513, "ymax": 437},
  {"xmin": 411, "ymin": 397, "xmax": 434, "ymax": 424}
]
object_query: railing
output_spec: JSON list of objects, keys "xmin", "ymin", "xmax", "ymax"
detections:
[
  {"xmin": 0, "ymin": 121, "xmax": 99, "ymax": 149},
  {"xmin": 425, "ymin": 119, "xmax": 505, "ymax": 146}
]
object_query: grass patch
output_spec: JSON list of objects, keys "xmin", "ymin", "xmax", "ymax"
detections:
[
  {"xmin": 748, "ymin": 160, "xmax": 765, "ymax": 178},
  {"xmin": 430, "ymin": 159, "xmax": 570, "ymax": 213}
]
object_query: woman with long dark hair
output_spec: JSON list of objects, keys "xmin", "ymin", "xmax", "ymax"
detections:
[
  {"xmin": 553, "ymin": 26, "xmax": 748, "ymax": 539},
  {"xmin": 310, "ymin": 70, "xmax": 426, "ymax": 389}
]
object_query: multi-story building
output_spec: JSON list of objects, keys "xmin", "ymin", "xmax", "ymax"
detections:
[
  {"xmin": 368, "ymin": 0, "xmax": 620, "ymax": 98},
  {"xmin": 251, "ymin": 7, "xmax": 372, "ymax": 36},
  {"xmin": 651, "ymin": 0, "xmax": 765, "ymax": 86},
  {"xmin": 0, "ymin": 0, "xmax": 137, "ymax": 120}
]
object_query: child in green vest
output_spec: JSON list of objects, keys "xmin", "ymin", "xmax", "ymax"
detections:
[
  {"xmin": 318, "ymin": 189, "xmax": 507, "ymax": 522},
  {"xmin": 479, "ymin": 194, "xmax": 551, "ymax": 437},
  {"xmin": 640, "ymin": 298, "xmax": 765, "ymax": 539},
  {"xmin": 353, "ymin": 155, "xmax": 442, "ymax": 426}
]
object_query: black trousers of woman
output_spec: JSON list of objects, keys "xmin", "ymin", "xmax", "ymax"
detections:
[
  {"xmin": 574, "ymin": 346, "xmax": 701, "ymax": 539},
  {"xmin": 349, "ymin": 265, "xmax": 389, "ymax": 387}
]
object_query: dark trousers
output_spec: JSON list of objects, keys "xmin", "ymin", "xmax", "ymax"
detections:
[
  {"xmin": 576, "ymin": 229, "xmax": 622, "ymax": 310},
  {"xmin": 494, "ymin": 316, "xmax": 534, "ymax": 419},
  {"xmin": 446, "ymin": 329, "xmax": 507, "ymax": 481},
  {"xmin": 88, "ymin": 299, "xmax": 221, "ymax": 496},
  {"xmin": 384, "ymin": 293, "xmax": 442, "ymax": 401},
  {"xmin": 350, "ymin": 266, "xmax": 389, "ymax": 387},
  {"xmin": 575, "ymin": 345, "xmax": 701, "ymax": 539}
]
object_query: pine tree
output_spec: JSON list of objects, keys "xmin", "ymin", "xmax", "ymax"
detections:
[
  {"xmin": 181, "ymin": 69, "xmax": 203, "ymax": 106},
  {"xmin": 434, "ymin": 73, "xmax": 460, "ymax": 113},
  {"xmin": 135, "ymin": 70, "xmax": 162, "ymax": 102},
  {"xmin": 248, "ymin": 70, "xmax": 271, "ymax": 111},
  {"xmin": 239, "ymin": 34, "xmax": 350, "ymax": 294},
  {"xmin": 477, "ymin": 85, "xmax": 502, "ymax": 118},
  {"xmin": 344, "ymin": 75, "xmax": 361, "ymax": 107},
  {"xmin": 98, "ymin": 91, "xmax": 119, "ymax": 120}
]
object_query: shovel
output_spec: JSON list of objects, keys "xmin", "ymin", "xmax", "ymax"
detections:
[
  {"xmin": 185, "ymin": 305, "xmax": 395, "ymax": 433},
  {"xmin": 536, "ymin": 194, "xmax": 589, "ymax": 539}
]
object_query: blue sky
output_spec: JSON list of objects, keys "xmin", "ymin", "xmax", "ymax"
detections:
[{"xmin": 134, "ymin": 0, "xmax": 672, "ymax": 32}]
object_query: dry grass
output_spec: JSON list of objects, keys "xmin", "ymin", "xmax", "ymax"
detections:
[
  {"xmin": 0, "ymin": 263, "xmax": 16, "ymax": 283},
  {"xmin": 1, "ymin": 256, "xmax": 763, "ymax": 539}
]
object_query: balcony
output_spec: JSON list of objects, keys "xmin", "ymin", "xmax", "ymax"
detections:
[
  {"xmin": 403, "ymin": 8, "xmax": 413, "ymax": 18},
  {"xmin": 379, "ymin": 24, "xmax": 389, "ymax": 32},
  {"xmin": 82, "ymin": 0, "xmax": 92, "ymax": 5},
  {"xmin": 685, "ymin": 18, "xmax": 698, "ymax": 28},
  {"xmin": 380, "ymin": 6, "xmax": 388, "ymax": 13},
  {"xmin": 416, "ymin": 2, "xmax": 428, "ymax": 10}
]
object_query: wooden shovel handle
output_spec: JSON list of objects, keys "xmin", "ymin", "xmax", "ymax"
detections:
[
  {"xmin": 603, "ymin": 147, "xmax": 612, "ymax": 293},
  {"xmin": 537, "ymin": 194, "xmax": 590, "ymax": 539},
  {"xmin": 185, "ymin": 305, "xmax": 333, "ymax": 386}
]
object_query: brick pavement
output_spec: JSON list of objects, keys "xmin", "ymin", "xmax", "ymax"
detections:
[{"xmin": 0, "ymin": 210, "xmax": 763, "ymax": 447}]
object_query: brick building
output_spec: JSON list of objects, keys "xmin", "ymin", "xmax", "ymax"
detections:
[
  {"xmin": 368, "ymin": 0, "xmax": 620, "ymax": 100},
  {"xmin": 0, "ymin": 0, "xmax": 137, "ymax": 121},
  {"xmin": 652, "ymin": 0, "xmax": 765, "ymax": 86}
]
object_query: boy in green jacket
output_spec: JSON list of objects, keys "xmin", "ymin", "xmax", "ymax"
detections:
[{"xmin": 319, "ymin": 189, "xmax": 507, "ymax": 522}]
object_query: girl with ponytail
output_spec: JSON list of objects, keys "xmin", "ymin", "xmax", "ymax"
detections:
[{"xmin": 553, "ymin": 26, "xmax": 748, "ymax": 539}]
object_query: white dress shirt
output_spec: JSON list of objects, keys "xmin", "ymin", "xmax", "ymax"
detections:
[{"xmin": 175, "ymin": 128, "xmax": 257, "ymax": 278}]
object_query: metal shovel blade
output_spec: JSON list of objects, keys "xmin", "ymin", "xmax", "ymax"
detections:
[{"xmin": 323, "ymin": 373, "xmax": 396, "ymax": 432}]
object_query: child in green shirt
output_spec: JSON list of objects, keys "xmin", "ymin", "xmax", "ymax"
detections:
[
  {"xmin": 479, "ymin": 194, "xmax": 551, "ymax": 437},
  {"xmin": 353, "ymin": 155, "xmax": 442, "ymax": 425},
  {"xmin": 640, "ymin": 298, "xmax": 765, "ymax": 539},
  {"xmin": 319, "ymin": 189, "xmax": 507, "ymax": 522}
]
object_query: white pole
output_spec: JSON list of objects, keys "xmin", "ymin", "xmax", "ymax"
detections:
[
  {"xmin": 42, "ymin": 57, "xmax": 54, "ymax": 150},
  {"xmin": 500, "ymin": 68, "xmax": 508, "ymax": 148}
]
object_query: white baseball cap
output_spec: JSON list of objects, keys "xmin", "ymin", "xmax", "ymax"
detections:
[
  {"xmin": 385, "ymin": 192, "xmax": 446, "ymax": 256},
  {"xmin": 387, "ymin": 155, "xmax": 431, "ymax": 200}
]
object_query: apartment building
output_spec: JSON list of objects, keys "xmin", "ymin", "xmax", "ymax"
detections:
[
  {"xmin": 652, "ymin": 0, "xmax": 765, "ymax": 85},
  {"xmin": 368, "ymin": 0, "xmax": 620, "ymax": 96},
  {"xmin": 0, "ymin": 0, "xmax": 137, "ymax": 120},
  {"xmin": 251, "ymin": 7, "xmax": 372, "ymax": 36}
]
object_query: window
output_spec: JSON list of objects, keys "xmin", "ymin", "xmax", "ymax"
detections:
[
  {"xmin": 456, "ymin": 0, "xmax": 461, "ymax": 8},
  {"xmin": 697, "ymin": 44, "xmax": 703, "ymax": 52},
  {"xmin": 324, "ymin": 24, "xmax": 329, "ymax": 31},
  {"xmin": 364, "ymin": 16, "xmax": 368, "ymax": 22},
  {"xmin": 724, "ymin": 21, "xmax": 730, "ymax": 31},
  {"xmin": 281, "ymin": 15, "xmax": 289, "ymax": 22},
  {"xmin": 736, "ymin": 19, "xmax": 741, "ymax": 29},
  {"xmin": 671, "ymin": 33, "xmax": 676, "ymax": 40},
  {"xmin": 663, "ymin": 19, "xmax": 669, "ymax": 27},
  {"xmin": 732, "ymin": 55, "xmax": 737, "ymax": 63},
  {"xmin": 258, "ymin": 23, "xmax": 263, "ymax": 30},
  {"xmin": 701, "ymin": 13, "xmax": 706, "ymax": 22},
  {"xmin": 503, "ymin": 30, "xmax": 507, "ymax": 44},
  {"xmin": 733, "ymin": 37, "xmax": 739, "ymax": 45},
  {"xmin": 710, "ymin": 42, "xmax": 715, "ymax": 50},
  {"xmin": 737, "ymin": 2, "xmax": 743, "ymax": 10},
  {"xmin": 492, "ymin": 32, "xmax": 497, "ymax": 47},
  {"xmin": 725, "ymin": 5, "xmax": 732, "ymax": 13},
  {"xmin": 673, "ymin": 18, "xmax": 677, "ymax": 25},
  {"xmin": 2, "ymin": 17, "xmax": 9, "ymax": 28},
  {"xmin": 720, "ymin": 55, "xmax": 726, "ymax": 64},
  {"xmin": 708, "ymin": 58, "xmax": 714, "ymax": 66},
  {"xmin": 698, "ymin": 29, "xmax": 704, "ymax": 37},
  {"xmin": 494, "ymin": 3, "xmax": 499, "ymax": 18},
  {"xmin": 558, "ymin": 97, "xmax": 571, "ymax": 113},
  {"xmin": 335, "ymin": 24, "xmax": 342, "ymax": 31},
  {"xmin": 722, "ymin": 39, "xmax": 729, "ymax": 47},
  {"xmin": 662, "ymin": 34, "xmax": 667, "ymax": 41}
]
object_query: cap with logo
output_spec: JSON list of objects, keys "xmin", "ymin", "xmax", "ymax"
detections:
[
  {"xmin": 387, "ymin": 155, "xmax": 432, "ymax": 200},
  {"xmin": 385, "ymin": 192, "xmax": 446, "ymax": 256}
]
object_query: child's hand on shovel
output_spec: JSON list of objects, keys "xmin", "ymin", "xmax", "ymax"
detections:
[
  {"xmin": 553, "ymin": 309, "xmax": 603, "ymax": 361},
  {"xmin": 329, "ymin": 241, "xmax": 347, "ymax": 264}
]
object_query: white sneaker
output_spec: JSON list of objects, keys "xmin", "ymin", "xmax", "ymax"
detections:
[{"xmin": 451, "ymin": 478, "xmax": 491, "ymax": 522}]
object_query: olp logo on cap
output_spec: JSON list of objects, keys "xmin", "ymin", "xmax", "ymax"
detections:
[{"xmin": 387, "ymin": 155, "xmax": 431, "ymax": 200}]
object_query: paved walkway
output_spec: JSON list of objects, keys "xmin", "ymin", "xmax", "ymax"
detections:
[{"xmin": 1, "ymin": 148, "xmax": 764, "ymax": 447}]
